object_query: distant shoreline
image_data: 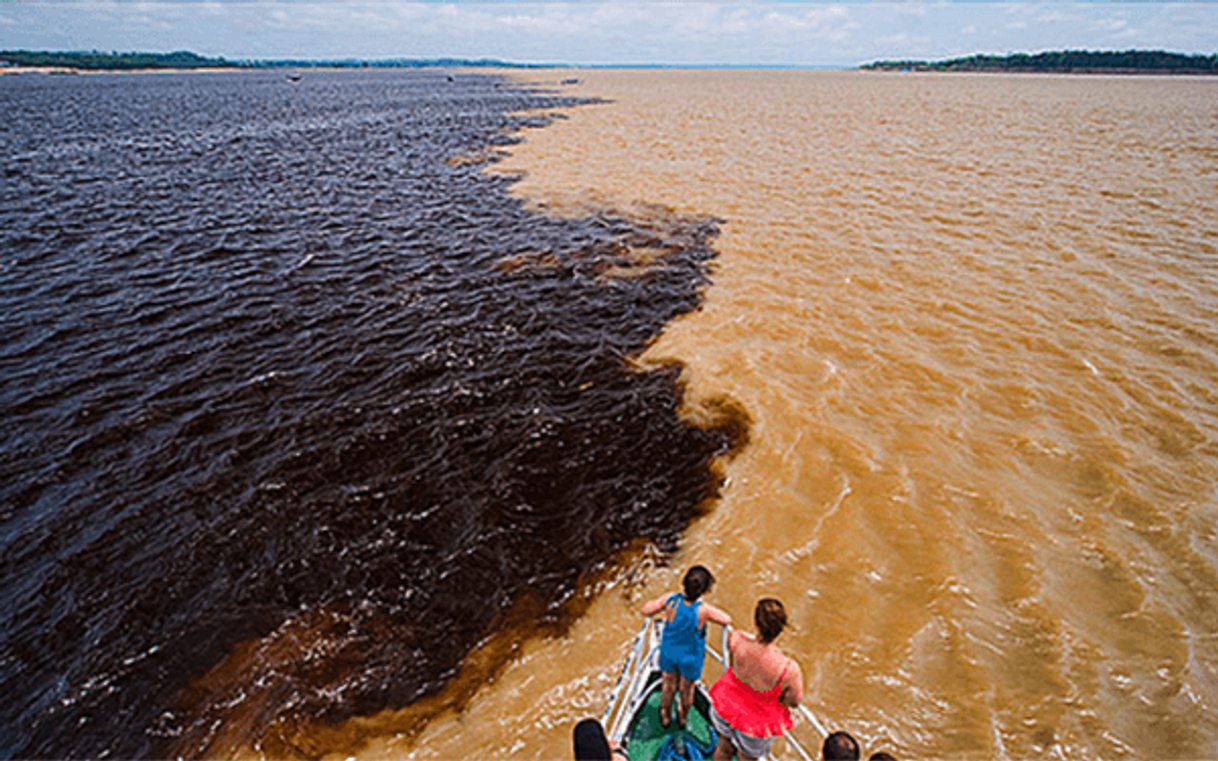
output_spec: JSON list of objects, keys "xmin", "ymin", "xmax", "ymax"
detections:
[
  {"xmin": 1, "ymin": 66, "xmax": 246, "ymax": 76},
  {"xmin": 0, "ymin": 49, "xmax": 557, "ymax": 73},
  {"xmin": 0, "ymin": 65, "xmax": 547, "ymax": 78},
  {"xmin": 861, "ymin": 50, "xmax": 1218, "ymax": 75},
  {"xmin": 4, "ymin": 48, "xmax": 1216, "ymax": 76},
  {"xmin": 863, "ymin": 66, "xmax": 1217, "ymax": 76}
]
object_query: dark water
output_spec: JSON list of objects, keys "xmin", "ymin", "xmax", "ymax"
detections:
[{"xmin": 0, "ymin": 70, "xmax": 739, "ymax": 759}]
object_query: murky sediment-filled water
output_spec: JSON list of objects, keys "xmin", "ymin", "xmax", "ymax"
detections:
[
  {"xmin": 356, "ymin": 70, "xmax": 1218, "ymax": 761},
  {"xmin": 5, "ymin": 68, "xmax": 1218, "ymax": 761},
  {"xmin": 0, "ymin": 70, "xmax": 741, "ymax": 759}
]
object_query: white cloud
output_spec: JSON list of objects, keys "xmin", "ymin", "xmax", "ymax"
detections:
[
  {"xmin": 1094, "ymin": 16, "xmax": 1129, "ymax": 33},
  {"xmin": 895, "ymin": 4, "xmax": 929, "ymax": 18},
  {"xmin": 876, "ymin": 31, "xmax": 934, "ymax": 50},
  {"xmin": 1037, "ymin": 10, "xmax": 1070, "ymax": 24}
]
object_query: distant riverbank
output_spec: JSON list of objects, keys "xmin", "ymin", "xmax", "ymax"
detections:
[
  {"xmin": 0, "ymin": 66, "xmax": 246, "ymax": 76},
  {"xmin": 0, "ymin": 49, "xmax": 554, "ymax": 73},
  {"xmin": 862, "ymin": 49, "xmax": 1218, "ymax": 75}
]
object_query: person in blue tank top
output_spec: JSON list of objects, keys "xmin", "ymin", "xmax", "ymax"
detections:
[{"xmin": 641, "ymin": 565, "xmax": 733, "ymax": 728}]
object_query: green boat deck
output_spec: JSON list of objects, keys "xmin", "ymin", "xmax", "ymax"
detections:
[{"xmin": 623, "ymin": 673, "xmax": 718, "ymax": 760}]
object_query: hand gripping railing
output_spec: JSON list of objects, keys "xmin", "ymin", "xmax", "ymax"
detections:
[{"xmin": 604, "ymin": 619, "xmax": 829, "ymax": 760}]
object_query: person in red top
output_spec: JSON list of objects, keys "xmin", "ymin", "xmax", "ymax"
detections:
[{"xmin": 708, "ymin": 598, "xmax": 804, "ymax": 761}]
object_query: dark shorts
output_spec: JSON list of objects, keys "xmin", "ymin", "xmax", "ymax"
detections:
[{"xmin": 659, "ymin": 647, "xmax": 704, "ymax": 682}]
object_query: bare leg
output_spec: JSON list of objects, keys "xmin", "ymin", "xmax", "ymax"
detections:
[
  {"xmin": 677, "ymin": 676, "xmax": 696, "ymax": 727},
  {"xmin": 659, "ymin": 671, "xmax": 678, "ymax": 728},
  {"xmin": 714, "ymin": 734, "xmax": 736, "ymax": 761}
]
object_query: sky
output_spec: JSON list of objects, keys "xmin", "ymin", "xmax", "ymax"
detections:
[{"xmin": 0, "ymin": 1, "xmax": 1215, "ymax": 68}]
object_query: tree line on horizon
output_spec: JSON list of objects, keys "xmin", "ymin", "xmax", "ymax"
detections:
[
  {"xmin": 1, "ymin": 50, "xmax": 232, "ymax": 70},
  {"xmin": 6, "ymin": 47, "xmax": 1215, "ymax": 74},
  {"xmin": 0, "ymin": 49, "xmax": 552, "ymax": 71},
  {"xmin": 862, "ymin": 49, "xmax": 1218, "ymax": 73}
]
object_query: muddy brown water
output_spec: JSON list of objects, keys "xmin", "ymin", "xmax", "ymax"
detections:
[{"xmin": 356, "ymin": 69, "xmax": 1218, "ymax": 761}]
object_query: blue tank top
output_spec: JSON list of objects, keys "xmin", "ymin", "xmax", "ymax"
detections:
[{"xmin": 659, "ymin": 593, "xmax": 707, "ymax": 675}]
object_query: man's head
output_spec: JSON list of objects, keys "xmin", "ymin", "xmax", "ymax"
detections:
[
  {"xmin": 754, "ymin": 597, "xmax": 787, "ymax": 644},
  {"xmin": 683, "ymin": 565, "xmax": 715, "ymax": 601},
  {"xmin": 573, "ymin": 718, "xmax": 612, "ymax": 760},
  {"xmin": 822, "ymin": 730, "xmax": 860, "ymax": 761}
]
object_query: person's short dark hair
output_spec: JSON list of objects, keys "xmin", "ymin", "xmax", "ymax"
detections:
[
  {"xmin": 573, "ymin": 717, "xmax": 613, "ymax": 760},
  {"xmin": 868, "ymin": 753, "xmax": 897, "ymax": 761},
  {"xmin": 683, "ymin": 565, "xmax": 714, "ymax": 601},
  {"xmin": 754, "ymin": 597, "xmax": 787, "ymax": 644},
  {"xmin": 822, "ymin": 730, "xmax": 860, "ymax": 761}
]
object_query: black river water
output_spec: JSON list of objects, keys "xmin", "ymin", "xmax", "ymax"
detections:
[{"xmin": 0, "ymin": 70, "xmax": 739, "ymax": 758}]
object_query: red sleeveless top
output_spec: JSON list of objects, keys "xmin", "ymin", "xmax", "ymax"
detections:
[{"xmin": 709, "ymin": 652, "xmax": 794, "ymax": 738}]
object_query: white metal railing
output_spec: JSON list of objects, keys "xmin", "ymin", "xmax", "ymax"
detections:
[
  {"xmin": 603, "ymin": 618, "xmax": 663, "ymax": 741},
  {"xmin": 604, "ymin": 619, "xmax": 828, "ymax": 760}
]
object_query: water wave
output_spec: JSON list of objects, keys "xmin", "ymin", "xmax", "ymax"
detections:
[{"xmin": 0, "ymin": 70, "xmax": 741, "ymax": 758}]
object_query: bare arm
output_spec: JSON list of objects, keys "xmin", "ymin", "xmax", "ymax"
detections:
[
  {"xmin": 699, "ymin": 602, "xmax": 733, "ymax": 629},
  {"xmin": 727, "ymin": 629, "xmax": 746, "ymax": 656},
  {"xmin": 779, "ymin": 659, "xmax": 804, "ymax": 708},
  {"xmin": 640, "ymin": 593, "xmax": 672, "ymax": 618}
]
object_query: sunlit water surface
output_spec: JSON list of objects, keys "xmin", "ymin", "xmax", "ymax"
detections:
[
  {"xmin": 5, "ymin": 68, "xmax": 1217, "ymax": 761},
  {"xmin": 0, "ymin": 70, "xmax": 740, "ymax": 759},
  {"xmin": 346, "ymin": 69, "xmax": 1218, "ymax": 761}
]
